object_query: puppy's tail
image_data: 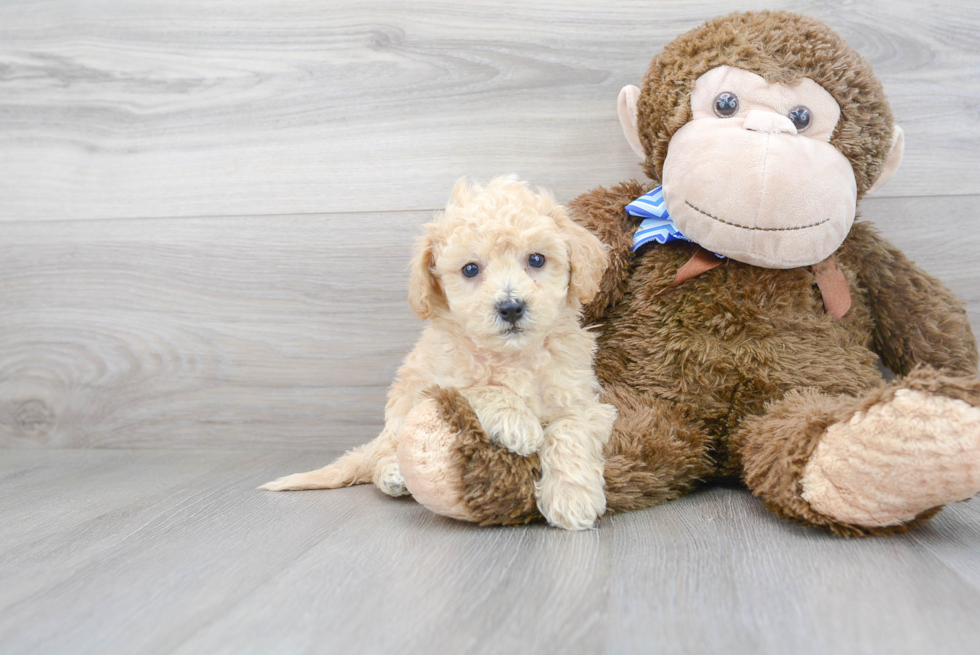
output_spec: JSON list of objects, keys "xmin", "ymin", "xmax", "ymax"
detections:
[{"xmin": 259, "ymin": 443, "xmax": 376, "ymax": 491}]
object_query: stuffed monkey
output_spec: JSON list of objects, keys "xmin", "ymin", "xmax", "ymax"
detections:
[{"xmin": 316, "ymin": 11, "xmax": 980, "ymax": 535}]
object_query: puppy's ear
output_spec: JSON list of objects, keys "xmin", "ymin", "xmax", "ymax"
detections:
[
  {"xmin": 407, "ymin": 230, "xmax": 446, "ymax": 321},
  {"xmin": 551, "ymin": 206, "xmax": 609, "ymax": 305},
  {"xmin": 450, "ymin": 177, "xmax": 476, "ymax": 208}
]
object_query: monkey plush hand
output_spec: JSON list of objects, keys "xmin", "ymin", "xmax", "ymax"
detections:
[{"xmin": 396, "ymin": 11, "xmax": 980, "ymax": 535}]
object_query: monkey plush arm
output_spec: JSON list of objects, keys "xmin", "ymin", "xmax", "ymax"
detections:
[
  {"xmin": 839, "ymin": 221, "xmax": 978, "ymax": 377},
  {"xmin": 569, "ymin": 180, "xmax": 652, "ymax": 324}
]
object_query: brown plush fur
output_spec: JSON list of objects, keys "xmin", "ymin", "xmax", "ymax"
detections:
[
  {"xmin": 837, "ymin": 224, "xmax": 979, "ymax": 377},
  {"xmin": 600, "ymin": 383, "xmax": 714, "ymax": 512},
  {"xmin": 418, "ymin": 11, "xmax": 979, "ymax": 535},
  {"xmin": 433, "ymin": 387, "xmax": 542, "ymax": 526}
]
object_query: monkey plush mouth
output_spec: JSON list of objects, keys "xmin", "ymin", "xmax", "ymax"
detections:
[{"xmin": 685, "ymin": 201, "xmax": 830, "ymax": 232}]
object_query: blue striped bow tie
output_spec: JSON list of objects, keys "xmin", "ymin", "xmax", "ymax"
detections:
[{"xmin": 627, "ymin": 186, "xmax": 692, "ymax": 251}]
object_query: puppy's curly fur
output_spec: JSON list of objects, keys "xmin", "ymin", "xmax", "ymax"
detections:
[{"xmin": 261, "ymin": 177, "xmax": 617, "ymax": 530}]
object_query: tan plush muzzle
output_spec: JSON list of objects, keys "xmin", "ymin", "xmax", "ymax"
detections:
[{"xmin": 662, "ymin": 116, "xmax": 857, "ymax": 268}]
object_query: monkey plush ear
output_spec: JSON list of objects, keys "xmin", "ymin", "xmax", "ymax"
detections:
[
  {"xmin": 407, "ymin": 231, "xmax": 446, "ymax": 321},
  {"xmin": 618, "ymin": 85, "xmax": 645, "ymax": 159},
  {"xmin": 867, "ymin": 125, "xmax": 905, "ymax": 195}
]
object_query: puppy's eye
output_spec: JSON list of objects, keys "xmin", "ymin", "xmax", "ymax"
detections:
[
  {"xmin": 528, "ymin": 253, "xmax": 546, "ymax": 268},
  {"xmin": 713, "ymin": 92, "xmax": 739, "ymax": 117},
  {"xmin": 462, "ymin": 262, "xmax": 480, "ymax": 278},
  {"xmin": 788, "ymin": 106, "xmax": 812, "ymax": 132}
]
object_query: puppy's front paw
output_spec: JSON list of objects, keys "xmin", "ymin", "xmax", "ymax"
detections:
[
  {"xmin": 535, "ymin": 476, "xmax": 606, "ymax": 531},
  {"xmin": 488, "ymin": 416, "xmax": 545, "ymax": 457},
  {"xmin": 461, "ymin": 387, "xmax": 544, "ymax": 456},
  {"xmin": 374, "ymin": 457, "xmax": 409, "ymax": 497}
]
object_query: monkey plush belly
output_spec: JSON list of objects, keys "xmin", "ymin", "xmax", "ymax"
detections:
[{"xmin": 593, "ymin": 243, "xmax": 883, "ymax": 437}]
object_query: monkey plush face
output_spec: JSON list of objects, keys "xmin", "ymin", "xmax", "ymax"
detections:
[
  {"xmin": 662, "ymin": 66, "xmax": 856, "ymax": 268},
  {"xmin": 617, "ymin": 11, "xmax": 906, "ymax": 269}
]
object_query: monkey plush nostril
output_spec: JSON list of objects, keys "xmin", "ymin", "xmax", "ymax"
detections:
[
  {"xmin": 496, "ymin": 299, "xmax": 526, "ymax": 325},
  {"xmin": 744, "ymin": 110, "xmax": 798, "ymax": 135}
]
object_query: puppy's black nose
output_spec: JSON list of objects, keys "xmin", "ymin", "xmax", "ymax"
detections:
[{"xmin": 497, "ymin": 299, "xmax": 526, "ymax": 325}]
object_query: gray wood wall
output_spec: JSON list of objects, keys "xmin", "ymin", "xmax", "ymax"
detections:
[{"xmin": 2, "ymin": 0, "xmax": 978, "ymax": 450}]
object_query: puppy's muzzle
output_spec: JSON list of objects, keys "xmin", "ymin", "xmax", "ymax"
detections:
[{"xmin": 496, "ymin": 299, "xmax": 526, "ymax": 325}]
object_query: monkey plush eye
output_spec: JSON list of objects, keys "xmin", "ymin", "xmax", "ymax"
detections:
[
  {"xmin": 713, "ymin": 92, "xmax": 739, "ymax": 117},
  {"xmin": 528, "ymin": 253, "xmax": 546, "ymax": 268},
  {"xmin": 462, "ymin": 262, "xmax": 480, "ymax": 278},
  {"xmin": 788, "ymin": 106, "xmax": 812, "ymax": 131}
]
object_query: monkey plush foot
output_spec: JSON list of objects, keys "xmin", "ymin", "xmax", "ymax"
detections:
[
  {"xmin": 802, "ymin": 384, "xmax": 980, "ymax": 528},
  {"xmin": 397, "ymin": 397, "xmax": 475, "ymax": 521},
  {"xmin": 398, "ymin": 388, "xmax": 542, "ymax": 526}
]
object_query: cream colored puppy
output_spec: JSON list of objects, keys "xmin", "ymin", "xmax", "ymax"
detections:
[{"xmin": 262, "ymin": 176, "xmax": 616, "ymax": 530}]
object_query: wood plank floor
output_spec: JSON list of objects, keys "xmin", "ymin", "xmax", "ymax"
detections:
[{"xmin": 1, "ymin": 449, "xmax": 979, "ymax": 655}]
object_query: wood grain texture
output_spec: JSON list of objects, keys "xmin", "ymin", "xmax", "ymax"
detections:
[
  {"xmin": 0, "ymin": 212, "xmax": 428, "ymax": 449},
  {"xmin": 1, "ymin": 449, "xmax": 979, "ymax": 655},
  {"xmin": 1, "ymin": 0, "xmax": 979, "ymax": 222},
  {"xmin": 1, "ymin": 196, "xmax": 977, "ymax": 450}
]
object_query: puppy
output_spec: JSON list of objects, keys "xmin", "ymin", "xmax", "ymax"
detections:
[{"xmin": 262, "ymin": 176, "xmax": 617, "ymax": 530}]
